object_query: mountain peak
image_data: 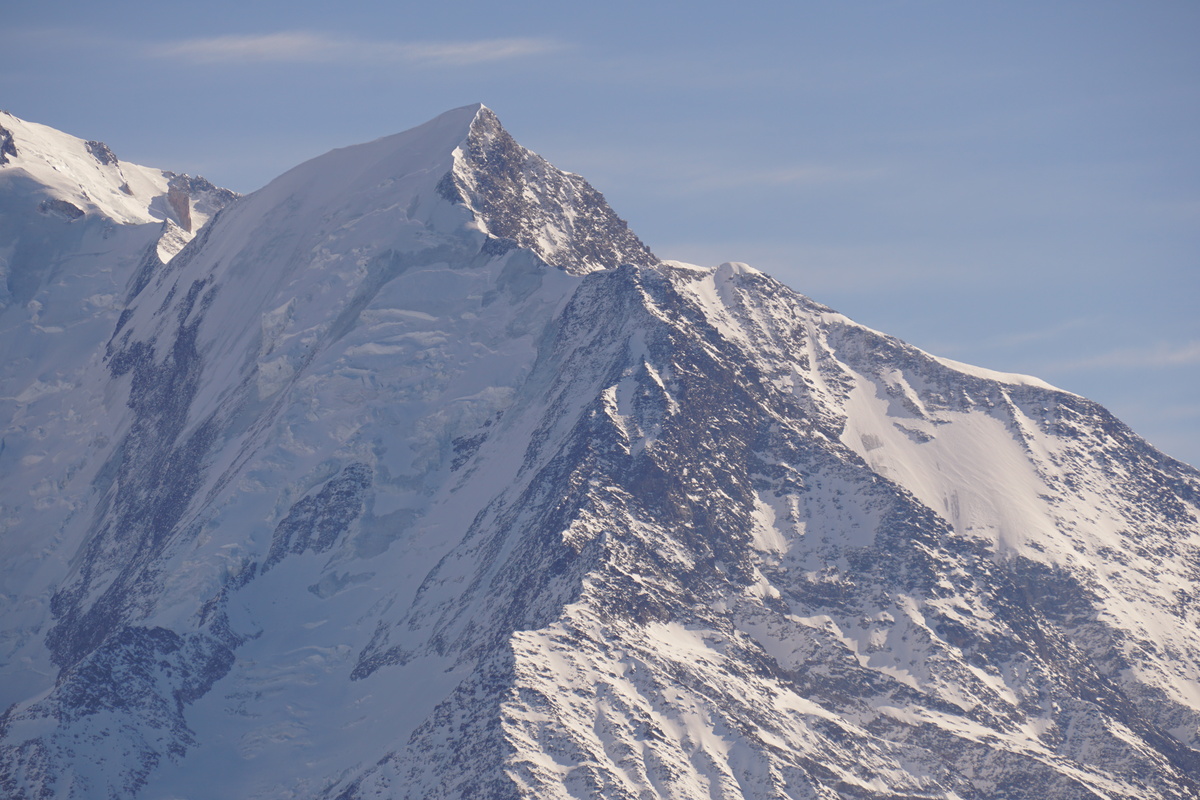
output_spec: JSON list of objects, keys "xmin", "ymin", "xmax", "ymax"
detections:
[
  {"xmin": 247, "ymin": 104, "xmax": 656, "ymax": 276},
  {"xmin": 445, "ymin": 105, "xmax": 657, "ymax": 275},
  {"xmin": 5, "ymin": 107, "xmax": 1198, "ymax": 800}
]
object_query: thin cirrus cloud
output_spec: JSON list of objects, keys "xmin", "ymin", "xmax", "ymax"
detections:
[
  {"xmin": 681, "ymin": 164, "xmax": 889, "ymax": 192},
  {"xmin": 147, "ymin": 31, "xmax": 567, "ymax": 67},
  {"xmin": 1049, "ymin": 340, "xmax": 1200, "ymax": 372}
]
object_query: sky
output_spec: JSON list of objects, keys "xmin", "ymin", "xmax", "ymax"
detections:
[{"xmin": 2, "ymin": 1, "xmax": 1198, "ymax": 466}]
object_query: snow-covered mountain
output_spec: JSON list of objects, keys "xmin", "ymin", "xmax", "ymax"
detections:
[{"xmin": 1, "ymin": 104, "xmax": 1197, "ymax": 799}]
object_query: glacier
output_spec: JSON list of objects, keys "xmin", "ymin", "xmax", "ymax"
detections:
[{"xmin": 0, "ymin": 104, "xmax": 1198, "ymax": 799}]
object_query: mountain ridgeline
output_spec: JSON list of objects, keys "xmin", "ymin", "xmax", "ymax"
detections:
[{"xmin": 0, "ymin": 105, "xmax": 1198, "ymax": 799}]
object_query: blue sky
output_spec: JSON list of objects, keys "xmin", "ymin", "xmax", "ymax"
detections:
[{"xmin": 3, "ymin": 1, "xmax": 1198, "ymax": 466}]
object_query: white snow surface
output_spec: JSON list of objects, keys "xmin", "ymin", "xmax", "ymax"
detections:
[
  {"xmin": 0, "ymin": 111, "xmax": 169, "ymax": 225},
  {"xmin": 0, "ymin": 110, "xmax": 226, "ymax": 236}
]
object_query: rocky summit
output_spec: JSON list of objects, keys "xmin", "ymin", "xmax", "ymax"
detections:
[{"xmin": 0, "ymin": 105, "xmax": 1198, "ymax": 799}]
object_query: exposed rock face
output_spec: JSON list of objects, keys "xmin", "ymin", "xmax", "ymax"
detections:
[
  {"xmin": 0, "ymin": 106, "xmax": 1198, "ymax": 800},
  {"xmin": 85, "ymin": 140, "xmax": 119, "ymax": 166},
  {"xmin": 164, "ymin": 172, "xmax": 240, "ymax": 235},
  {"xmin": 441, "ymin": 106, "xmax": 657, "ymax": 275},
  {"xmin": 166, "ymin": 173, "xmax": 193, "ymax": 231},
  {"xmin": 0, "ymin": 125, "xmax": 16, "ymax": 165},
  {"xmin": 36, "ymin": 198, "xmax": 84, "ymax": 219}
]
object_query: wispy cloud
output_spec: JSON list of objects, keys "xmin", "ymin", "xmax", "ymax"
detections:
[
  {"xmin": 557, "ymin": 144, "xmax": 888, "ymax": 195},
  {"xmin": 682, "ymin": 164, "xmax": 888, "ymax": 191},
  {"xmin": 1160, "ymin": 404, "xmax": 1200, "ymax": 421},
  {"xmin": 1048, "ymin": 340, "xmax": 1200, "ymax": 372},
  {"xmin": 968, "ymin": 318, "xmax": 1096, "ymax": 351},
  {"xmin": 148, "ymin": 32, "xmax": 567, "ymax": 66}
]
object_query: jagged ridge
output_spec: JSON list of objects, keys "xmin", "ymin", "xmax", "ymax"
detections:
[{"xmin": 442, "ymin": 105, "xmax": 657, "ymax": 275}]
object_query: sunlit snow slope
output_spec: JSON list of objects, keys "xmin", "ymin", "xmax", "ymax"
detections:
[{"xmin": 1, "ymin": 105, "xmax": 1197, "ymax": 800}]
